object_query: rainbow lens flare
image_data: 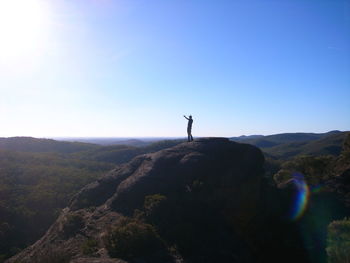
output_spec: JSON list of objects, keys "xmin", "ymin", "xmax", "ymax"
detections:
[{"xmin": 288, "ymin": 173, "xmax": 310, "ymax": 221}]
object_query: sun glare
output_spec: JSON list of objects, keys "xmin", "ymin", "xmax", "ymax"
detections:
[{"xmin": 0, "ymin": 0, "xmax": 48, "ymax": 63}]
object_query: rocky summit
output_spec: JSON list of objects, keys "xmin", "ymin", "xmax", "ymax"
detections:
[{"xmin": 6, "ymin": 138, "xmax": 278, "ymax": 263}]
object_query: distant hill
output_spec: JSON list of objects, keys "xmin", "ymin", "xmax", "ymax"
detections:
[
  {"xmin": 0, "ymin": 136, "xmax": 185, "ymax": 165},
  {"xmin": 231, "ymin": 130, "xmax": 341, "ymax": 144},
  {"xmin": 55, "ymin": 137, "xmax": 179, "ymax": 146},
  {"xmin": 231, "ymin": 131, "xmax": 348, "ymax": 159},
  {"xmin": 73, "ymin": 139, "xmax": 185, "ymax": 165},
  {"xmin": 263, "ymin": 132, "xmax": 348, "ymax": 159},
  {"xmin": 231, "ymin": 134, "xmax": 264, "ymax": 141},
  {"xmin": 0, "ymin": 137, "xmax": 98, "ymax": 153},
  {"xmin": 58, "ymin": 137, "xmax": 151, "ymax": 146}
]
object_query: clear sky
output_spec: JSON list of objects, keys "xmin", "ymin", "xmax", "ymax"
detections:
[{"xmin": 0, "ymin": 0, "xmax": 349, "ymax": 137}]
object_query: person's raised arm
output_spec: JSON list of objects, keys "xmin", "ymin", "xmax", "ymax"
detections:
[{"xmin": 184, "ymin": 115, "xmax": 189, "ymax": 120}]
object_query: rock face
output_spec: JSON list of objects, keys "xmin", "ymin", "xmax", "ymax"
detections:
[{"xmin": 7, "ymin": 138, "xmax": 269, "ymax": 263}]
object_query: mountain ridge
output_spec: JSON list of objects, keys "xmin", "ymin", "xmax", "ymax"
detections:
[{"xmin": 231, "ymin": 130, "xmax": 348, "ymax": 159}]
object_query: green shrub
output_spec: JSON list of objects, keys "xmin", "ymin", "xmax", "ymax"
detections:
[
  {"xmin": 105, "ymin": 217, "xmax": 165, "ymax": 260},
  {"xmin": 144, "ymin": 194, "xmax": 167, "ymax": 215},
  {"xmin": 62, "ymin": 213, "xmax": 84, "ymax": 237},
  {"xmin": 273, "ymin": 155, "xmax": 335, "ymax": 186},
  {"xmin": 133, "ymin": 194, "xmax": 168, "ymax": 226},
  {"xmin": 81, "ymin": 238, "xmax": 98, "ymax": 255},
  {"xmin": 327, "ymin": 218, "xmax": 350, "ymax": 263},
  {"xmin": 273, "ymin": 169, "xmax": 291, "ymax": 185}
]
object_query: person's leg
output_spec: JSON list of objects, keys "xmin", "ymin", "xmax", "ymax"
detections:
[{"xmin": 189, "ymin": 129, "xmax": 193, "ymax": 141}]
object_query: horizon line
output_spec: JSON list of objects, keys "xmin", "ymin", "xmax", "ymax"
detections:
[{"xmin": 0, "ymin": 130, "xmax": 347, "ymax": 140}]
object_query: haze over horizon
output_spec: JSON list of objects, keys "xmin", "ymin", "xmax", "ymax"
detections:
[{"xmin": 1, "ymin": 0, "xmax": 349, "ymax": 138}]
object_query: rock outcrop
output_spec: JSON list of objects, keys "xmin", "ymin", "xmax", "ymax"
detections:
[{"xmin": 7, "ymin": 138, "xmax": 313, "ymax": 263}]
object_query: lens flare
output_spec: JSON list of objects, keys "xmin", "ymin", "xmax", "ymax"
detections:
[{"xmin": 288, "ymin": 173, "xmax": 310, "ymax": 221}]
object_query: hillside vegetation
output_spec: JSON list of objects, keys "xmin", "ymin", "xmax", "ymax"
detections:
[
  {"xmin": 0, "ymin": 137, "xmax": 183, "ymax": 261},
  {"xmin": 0, "ymin": 137, "xmax": 99, "ymax": 153},
  {"xmin": 231, "ymin": 131, "xmax": 347, "ymax": 159}
]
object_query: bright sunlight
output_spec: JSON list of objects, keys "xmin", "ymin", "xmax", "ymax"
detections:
[{"xmin": 0, "ymin": 0, "xmax": 49, "ymax": 63}]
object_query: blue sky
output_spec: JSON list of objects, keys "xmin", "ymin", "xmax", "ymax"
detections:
[{"xmin": 0, "ymin": 0, "xmax": 349, "ymax": 137}]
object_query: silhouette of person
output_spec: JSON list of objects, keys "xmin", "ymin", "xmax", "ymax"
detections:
[{"xmin": 184, "ymin": 115, "xmax": 193, "ymax": 142}]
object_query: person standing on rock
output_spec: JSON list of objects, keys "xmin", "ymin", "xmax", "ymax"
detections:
[{"xmin": 184, "ymin": 115, "xmax": 193, "ymax": 142}]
